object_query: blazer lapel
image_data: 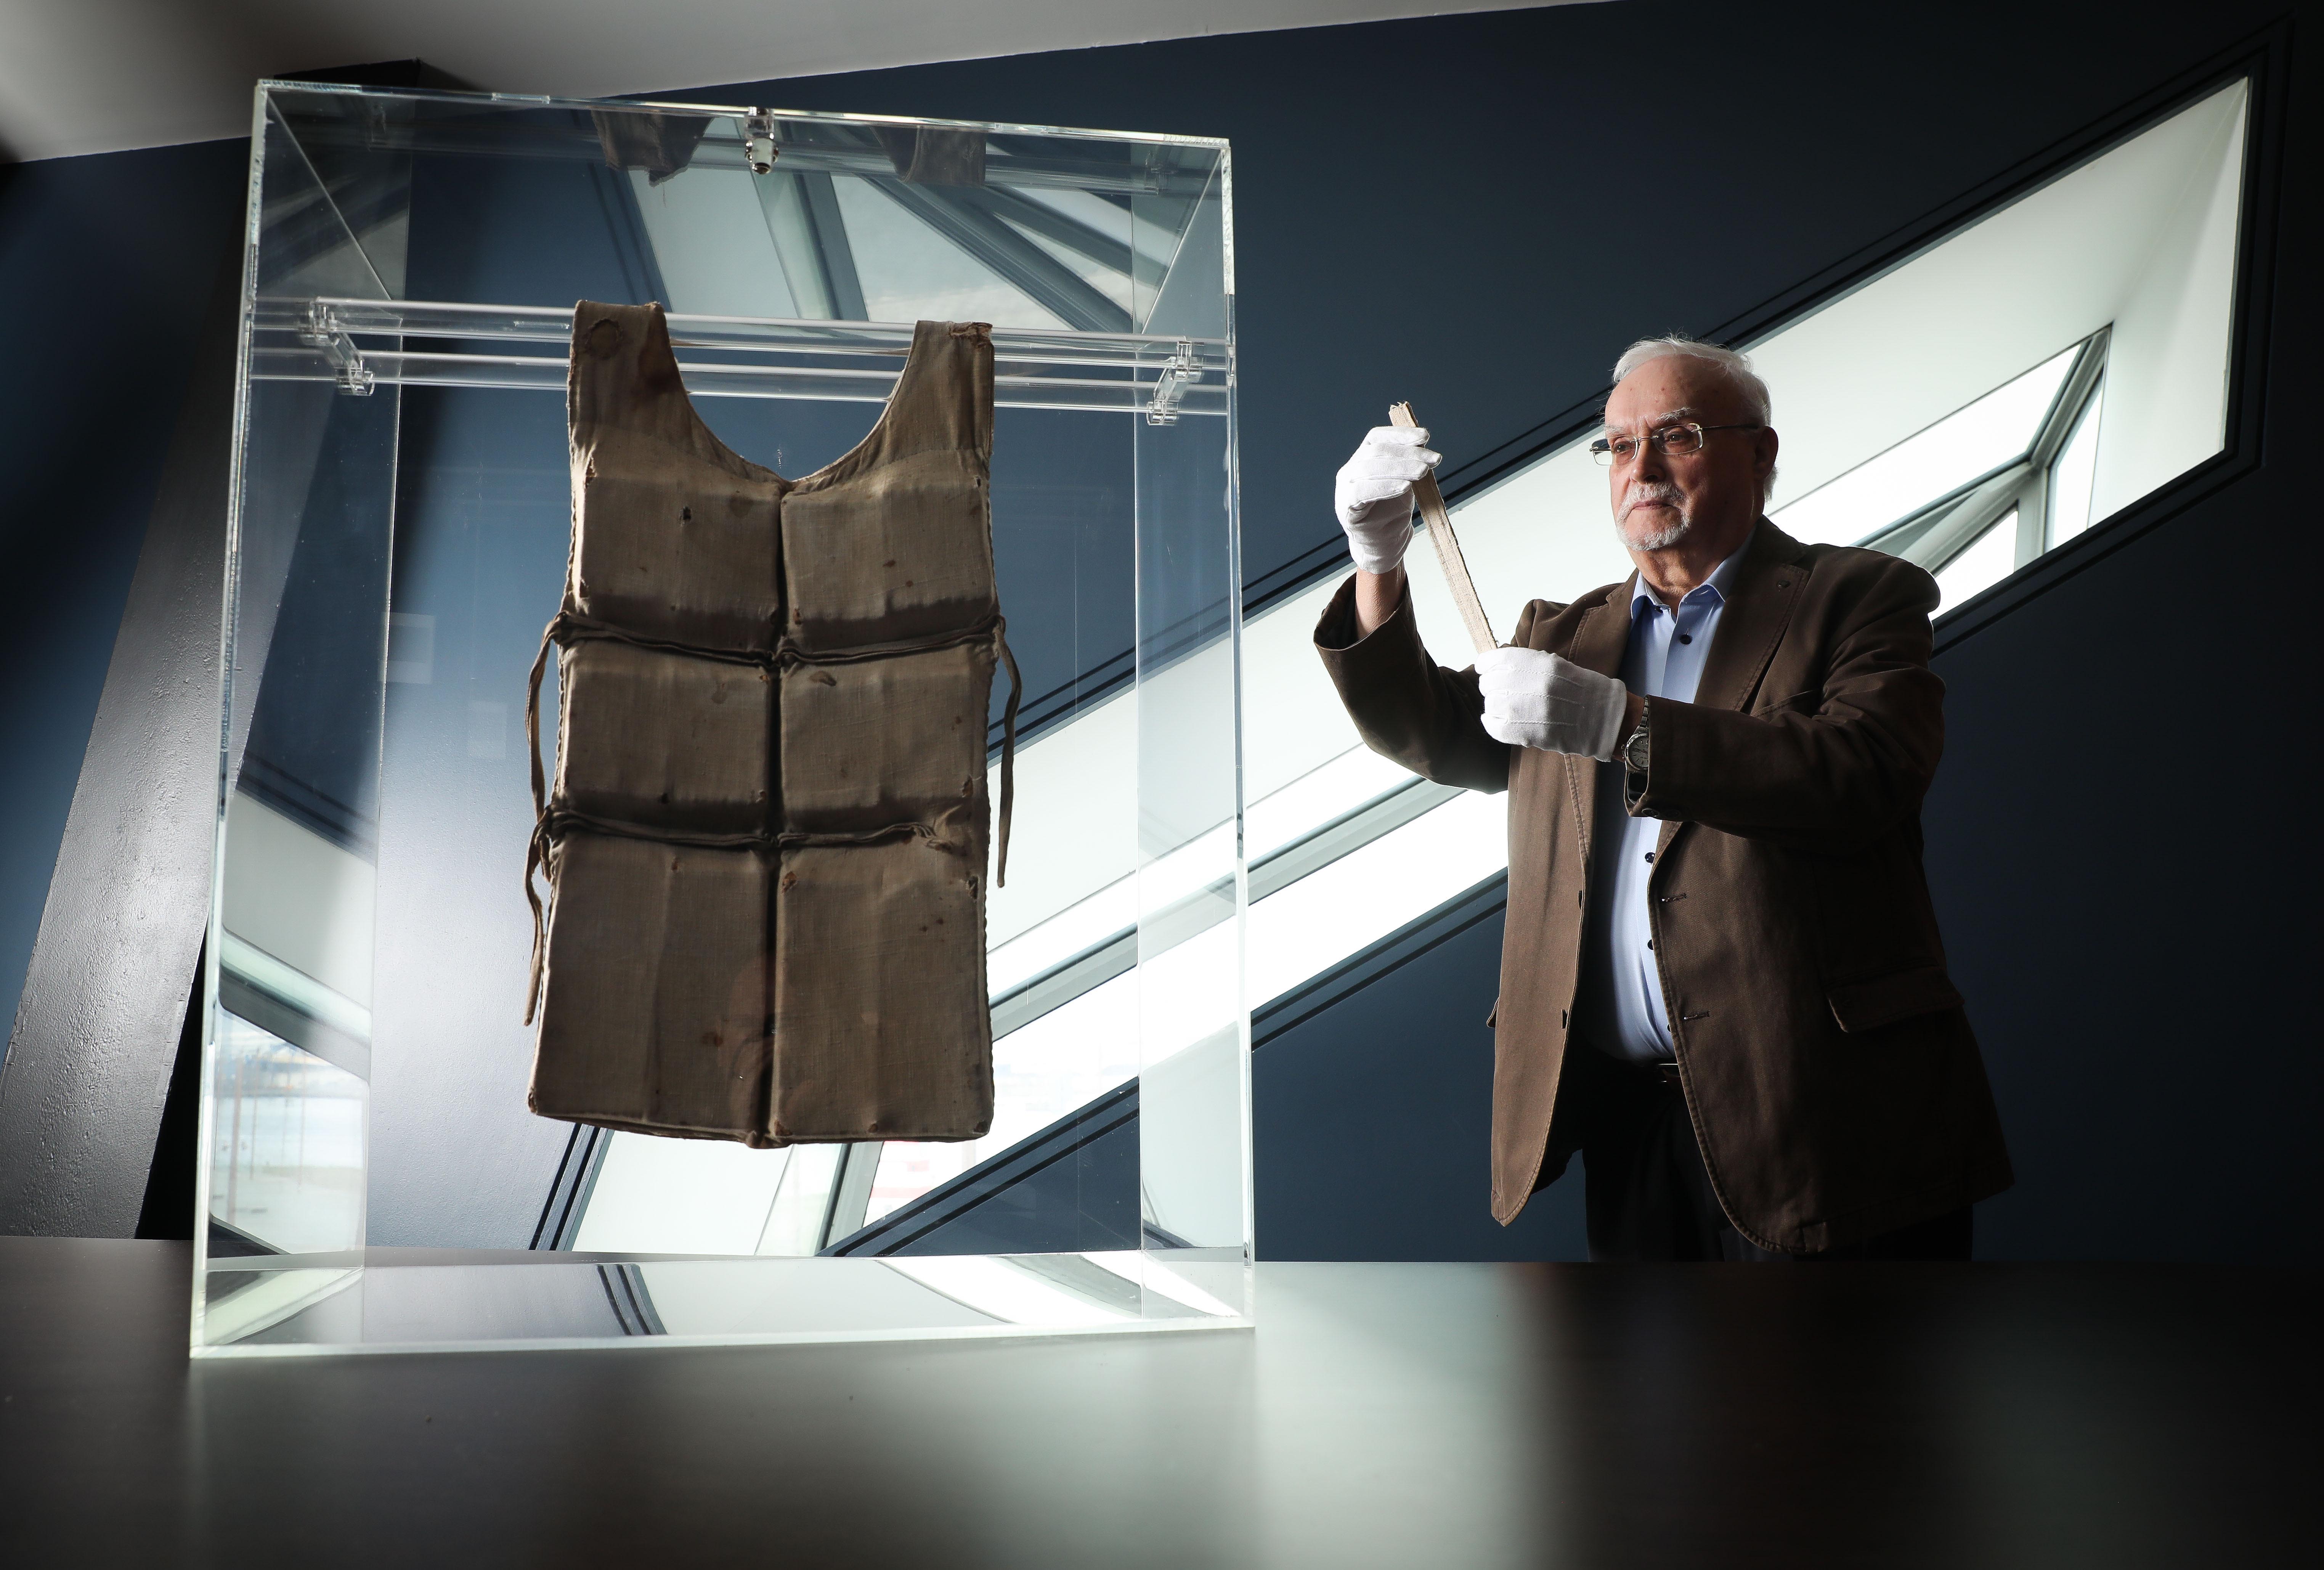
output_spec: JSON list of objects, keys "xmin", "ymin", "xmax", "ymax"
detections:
[
  {"xmin": 1655, "ymin": 523, "xmax": 1806, "ymax": 854},
  {"xmin": 1692, "ymin": 521, "xmax": 1807, "ymax": 715},
  {"xmin": 1557, "ymin": 576, "xmax": 1635, "ymax": 865}
]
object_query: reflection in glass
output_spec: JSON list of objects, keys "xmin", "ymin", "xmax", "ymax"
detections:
[{"xmin": 208, "ymin": 1015, "xmax": 367, "ymax": 1255}]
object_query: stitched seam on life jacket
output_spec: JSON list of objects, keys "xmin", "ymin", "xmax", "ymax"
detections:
[{"xmin": 520, "ymin": 610, "xmax": 1022, "ymax": 1022}]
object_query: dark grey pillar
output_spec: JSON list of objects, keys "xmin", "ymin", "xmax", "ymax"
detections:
[{"xmin": 0, "ymin": 276, "xmax": 239, "ymax": 1237}]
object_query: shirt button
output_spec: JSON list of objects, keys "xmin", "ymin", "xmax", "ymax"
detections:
[
  {"xmin": 1678, "ymin": 634, "xmax": 1692, "ymax": 644},
  {"xmin": 1644, "ymin": 852, "xmax": 1655, "ymax": 863}
]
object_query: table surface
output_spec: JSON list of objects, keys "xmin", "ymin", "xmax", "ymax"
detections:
[{"xmin": 1, "ymin": 1238, "xmax": 2314, "ymax": 1568}]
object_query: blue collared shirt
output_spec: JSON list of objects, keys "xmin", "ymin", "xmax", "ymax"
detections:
[{"xmin": 1574, "ymin": 534, "xmax": 1753, "ymax": 1063}]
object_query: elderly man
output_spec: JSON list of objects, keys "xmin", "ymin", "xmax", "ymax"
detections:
[{"xmin": 1315, "ymin": 337, "xmax": 2012, "ymax": 1260}]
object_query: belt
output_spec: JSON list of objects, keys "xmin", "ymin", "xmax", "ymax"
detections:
[{"xmin": 1654, "ymin": 1061, "xmax": 1683, "ymax": 1085}]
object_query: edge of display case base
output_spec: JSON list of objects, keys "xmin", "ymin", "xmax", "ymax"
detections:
[{"xmin": 189, "ymin": 1249, "xmax": 1255, "ymax": 1359}]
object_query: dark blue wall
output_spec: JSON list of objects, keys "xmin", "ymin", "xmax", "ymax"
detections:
[{"xmin": 5, "ymin": 0, "xmax": 2316, "ymax": 1259}]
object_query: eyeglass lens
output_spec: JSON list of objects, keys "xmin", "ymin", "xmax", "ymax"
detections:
[{"xmin": 1591, "ymin": 425, "xmax": 1706, "ymax": 465}]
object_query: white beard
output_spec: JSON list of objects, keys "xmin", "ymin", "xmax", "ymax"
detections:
[
  {"xmin": 1622, "ymin": 514, "xmax": 1691, "ymax": 551},
  {"xmin": 1617, "ymin": 487, "xmax": 1692, "ymax": 551}
]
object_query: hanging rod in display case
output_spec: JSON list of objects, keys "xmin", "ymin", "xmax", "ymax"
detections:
[{"xmin": 248, "ymin": 297, "xmax": 1226, "ymax": 421}]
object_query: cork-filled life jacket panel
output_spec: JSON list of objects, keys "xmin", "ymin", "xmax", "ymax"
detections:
[{"xmin": 526, "ymin": 302, "xmax": 1009, "ymax": 1150}]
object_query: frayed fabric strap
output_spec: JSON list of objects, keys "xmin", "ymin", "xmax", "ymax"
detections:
[
  {"xmin": 522, "ymin": 618, "xmax": 558, "ymax": 1025},
  {"xmin": 993, "ymin": 617, "xmax": 1021, "ymax": 888}
]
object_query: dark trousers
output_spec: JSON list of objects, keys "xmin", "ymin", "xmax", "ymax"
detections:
[{"xmin": 1557, "ymin": 1044, "xmax": 1973, "ymax": 1263}]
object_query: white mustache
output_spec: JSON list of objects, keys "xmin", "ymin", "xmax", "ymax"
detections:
[{"xmin": 1621, "ymin": 483, "xmax": 1684, "ymax": 519}]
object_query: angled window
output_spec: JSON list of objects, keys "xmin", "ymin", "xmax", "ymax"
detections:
[
  {"xmin": 561, "ymin": 74, "xmax": 2258, "ymax": 1252},
  {"xmin": 1432, "ymin": 75, "xmax": 2251, "ymax": 627}
]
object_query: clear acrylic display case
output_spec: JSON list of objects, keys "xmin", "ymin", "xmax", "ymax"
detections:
[{"xmin": 195, "ymin": 83, "xmax": 1247, "ymax": 1354}]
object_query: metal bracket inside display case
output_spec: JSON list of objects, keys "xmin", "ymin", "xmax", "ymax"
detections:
[
  {"xmin": 1145, "ymin": 339, "xmax": 1201, "ymax": 425},
  {"xmin": 249, "ymin": 297, "xmax": 1228, "ymax": 416},
  {"xmin": 298, "ymin": 301, "xmax": 376, "ymax": 395},
  {"xmin": 742, "ymin": 109, "xmax": 778, "ymax": 175}
]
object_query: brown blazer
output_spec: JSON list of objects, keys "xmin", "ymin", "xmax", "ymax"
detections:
[{"xmin": 1314, "ymin": 521, "xmax": 2012, "ymax": 1252}]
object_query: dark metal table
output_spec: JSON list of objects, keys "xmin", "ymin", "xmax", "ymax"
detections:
[{"xmin": 1, "ymin": 1238, "xmax": 2313, "ymax": 1567}]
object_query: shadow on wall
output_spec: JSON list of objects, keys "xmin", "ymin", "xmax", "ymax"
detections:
[{"xmin": 0, "ymin": 141, "xmax": 249, "ymax": 1047}]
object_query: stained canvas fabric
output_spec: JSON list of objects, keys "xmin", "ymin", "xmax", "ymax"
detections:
[{"xmin": 526, "ymin": 300, "xmax": 1013, "ymax": 1148}]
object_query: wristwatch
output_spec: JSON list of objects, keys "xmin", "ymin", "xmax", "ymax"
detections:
[{"xmin": 1620, "ymin": 699, "xmax": 1652, "ymax": 774}]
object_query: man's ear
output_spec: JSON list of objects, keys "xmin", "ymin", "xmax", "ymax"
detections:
[{"xmin": 1755, "ymin": 425, "xmax": 1780, "ymax": 475}]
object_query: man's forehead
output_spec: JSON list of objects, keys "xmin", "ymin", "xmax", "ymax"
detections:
[{"xmin": 1602, "ymin": 402, "xmax": 1702, "ymax": 432}]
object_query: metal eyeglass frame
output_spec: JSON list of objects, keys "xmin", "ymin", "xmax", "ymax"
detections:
[{"xmin": 1589, "ymin": 422, "xmax": 1764, "ymax": 466}]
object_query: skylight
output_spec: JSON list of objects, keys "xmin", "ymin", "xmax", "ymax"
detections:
[{"xmin": 1771, "ymin": 347, "xmax": 2079, "ymax": 547}]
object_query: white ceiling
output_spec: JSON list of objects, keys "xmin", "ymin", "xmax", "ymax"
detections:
[{"xmin": 0, "ymin": 0, "xmax": 1571, "ymax": 162}]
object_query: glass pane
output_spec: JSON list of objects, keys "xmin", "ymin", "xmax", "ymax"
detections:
[
  {"xmin": 2048, "ymin": 383, "xmax": 2104, "ymax": 546},
  {"xmin": 1771, "ymin": 348, "xmax": 2077, "ymax": 547},
  {"xmin": 197, "ymin": 84, "xmax": 1247, "ymax": 1353},
  {"xmin": 208, "ymin": 1015, "xmax": 367, "ymax": 1255},
  {"xmin": 1934, "ymin": 509, "xmax": 2020, "ymax": 610}
]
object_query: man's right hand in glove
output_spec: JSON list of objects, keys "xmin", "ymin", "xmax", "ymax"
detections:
[{"xmin": 1335, "ymin": 425, "xmax": 1440, "ymax": 636}]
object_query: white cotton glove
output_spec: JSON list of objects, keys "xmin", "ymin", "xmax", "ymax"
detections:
[
  {"xmin": 1475, "ymin": 646, "xmax": 1630, "ymax": 759},
  {"xmin": 1333, "ymin": 425, "xmax": 1440, "ymax": 576}
]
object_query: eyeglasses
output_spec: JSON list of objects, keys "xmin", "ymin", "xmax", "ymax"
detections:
[{"xmin": 1589, "ymin": 422, "xmax": 1763, "ymax": 466}]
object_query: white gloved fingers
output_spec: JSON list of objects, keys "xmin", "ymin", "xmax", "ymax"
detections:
[
  {"xmin": 1474, "ymin": 647, "xmax": 1630, "ymax": 758},
  {"xmin": 1474, "ymin": 647, "xmax": 1554, "ymax": 711},
  {"xmin": 1334, "ymin": 426, "xmax": 1442, "ymax": 576},
  {"xmin": 1473, "ymin": 645, "xmax": 1549, "ymax": 686},
  {"xmin": 1361, "ymin": 424, "xmax": 1431, "ymax": 451},
  {"xmin": 1343, "ymin": 451, "xmax": 1440, "ymax": 487},
  {"xmin": 1479, "ymin": 710, "xmax": 1539, "ymax": 748}
]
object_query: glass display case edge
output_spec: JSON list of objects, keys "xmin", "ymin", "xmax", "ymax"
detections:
[{"xmin": 195, "ymin": 82, "xmax": 1249, "ymax": 1356}]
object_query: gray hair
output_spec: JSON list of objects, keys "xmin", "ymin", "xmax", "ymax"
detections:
[
  {"xmin": 1610, "ymin": 335, "xmax": 1776, "ymax": 504},
  {"xmin": 1611, "ymin": 336, "xmax": 1773, "ymax": 424}
]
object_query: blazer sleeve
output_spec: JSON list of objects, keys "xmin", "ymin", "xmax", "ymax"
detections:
[
  {"xmin": 1313, "ymin": 573, "xmax": 1519, "ymax": 795},
  {"xmin": 1629, "ymin": 553, "xmax": 1943, "ymax": 851}
]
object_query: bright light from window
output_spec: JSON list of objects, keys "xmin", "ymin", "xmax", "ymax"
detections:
[
  {"xmin": 1080, "ymin": 1251, "xmax": 1241, "ymax": 1317},
  {"xmin": 867, "ymin": 964, "xmax": 1141, "ymax": 1224},
  {"xmin": 573, "ymin": 1132, "xmax": 791, "ymax": 1255},
  {"xmin": 1772, "ymin": 347, "xmax": 2079, "ymax": 547},
  {"xmin": 1248, "ymin": 788, "xmax": 1507, "ymax": 1004},
  {"xmin": 987, "ymin": 878, "xmax": 1135, "ymax": 997},
  {"xmin": 1934, "ymin": 510, "xmax": 2020, "ymax": 611},
  {"xmin": 1247, "ymin": 746, "xmax": 1417, "ymax": 861},
  {"xmin": 869, "ymin": 782, "xmax": 1510, "ymax": 1226},
  {"xmin": 883, "ymin": 1255, "xmax": 1137, "ymax": 1327},
  {"xmin": 2048, "ymin": 384, "xmax": 2104, "ymax": 545}
]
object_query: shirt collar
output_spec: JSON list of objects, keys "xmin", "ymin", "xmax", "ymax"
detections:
[{"xmin": 1629, "ymin": 524, "xmax": 1756, "ymax": 622}]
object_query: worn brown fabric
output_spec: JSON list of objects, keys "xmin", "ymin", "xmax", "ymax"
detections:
[
  {"xmin": 1314, "ymin": 522, "xmax": 2012, "ymax": 1253},
  {"xmin": 592, "ymin": 110, "xmax": 711, "ymax": 185},
  {"xmin": 556, "ymin": 641, "xmax": 774, "ymax": 834},
  {"xmin": 774, "ymin": 824, "xmax": 992, "ymax": 1141},
  {"xmin": 875, "ymin": 127, "xmax": 988, "ymax": 187},
  {"xmin": 528, "ymin": 834, "xmax": 773, "ymax": 1140},
  {"xmin": 779, "ymin": 640, "xmax": 996, "ymax": 834},
  {"xmin": 528, "ymin": 301, "xmax": 1006, "ymax": 1148}
]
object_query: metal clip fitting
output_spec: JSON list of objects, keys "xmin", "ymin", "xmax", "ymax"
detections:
[{"xmin": 1145, "ymin": 339, "xmax": 1201, "ymax": 426}]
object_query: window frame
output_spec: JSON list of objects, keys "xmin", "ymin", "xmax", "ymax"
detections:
[{"xmin": 1857, "ymin": 327, "xmax": 2111, "ymax": 581}]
